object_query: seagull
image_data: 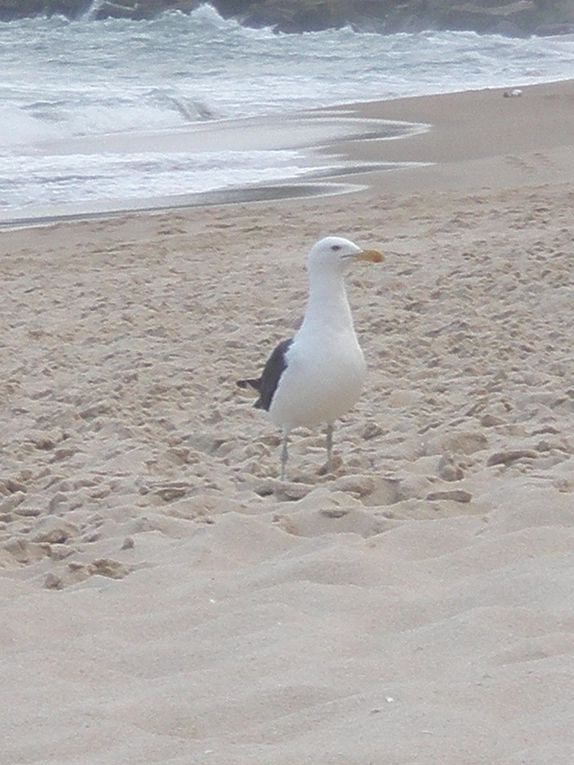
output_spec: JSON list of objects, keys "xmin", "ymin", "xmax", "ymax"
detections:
[{"xmin": 237, "ymin": 236, "xmax": 383, "ymax": 479}]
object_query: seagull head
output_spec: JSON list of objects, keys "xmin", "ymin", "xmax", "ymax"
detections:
[{"xmin": 307, "ymin": 236, "xmax": 384, "ymax": 274}]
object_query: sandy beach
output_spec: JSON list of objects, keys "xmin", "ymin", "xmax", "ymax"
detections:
[{"xmin": 1, "ymin": 80, "xmax": 573, "ymax": 764}]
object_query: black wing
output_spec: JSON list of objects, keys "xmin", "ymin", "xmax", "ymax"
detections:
[{"xmin": 236, "ymin": 338, "xmax": 293, "ymax": 411}]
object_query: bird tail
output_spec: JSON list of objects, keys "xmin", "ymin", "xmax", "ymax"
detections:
[{"xmin": 236, "ymin": 378, "xmax": 261, "ymax": 391}]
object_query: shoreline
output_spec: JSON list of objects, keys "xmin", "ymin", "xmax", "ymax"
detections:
[
  {"xmin": 3, "ymin": 78, "xmax": 574, "ymax": 229},
  {"xmin": 1, "ymin": 113, "xmax": 424, "ymax": 229}
]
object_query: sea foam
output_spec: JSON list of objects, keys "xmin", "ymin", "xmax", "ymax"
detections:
[{"xmin": 1, "ymin": 6, "xmax": 573, "ymax": 217}]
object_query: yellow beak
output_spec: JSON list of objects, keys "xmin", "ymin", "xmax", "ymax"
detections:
[{"xmin": 357, "ymin": 249, "xmax": 384, "ymax": 263}]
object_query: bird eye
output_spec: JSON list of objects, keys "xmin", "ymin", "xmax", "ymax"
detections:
[{"xmin": 331, "ymin": 245, "xmax": 341, "ymax": 251}]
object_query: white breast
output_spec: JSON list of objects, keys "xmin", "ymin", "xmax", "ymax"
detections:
[{"xmin": 269, "ymin": 328, "xmax": 366, "ymax": 430}]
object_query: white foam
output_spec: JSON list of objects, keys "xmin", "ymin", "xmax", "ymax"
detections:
[
  {"xmin": 1, "ymin": 10, "xmax": 574, "ymax": 214},
  {"xmin": 0, "ymin": 149, "xmax": 317, "ymax": 213},
  {"xmin": 0, "ymin": 104, "xmax": 64, "ymax": 147}
]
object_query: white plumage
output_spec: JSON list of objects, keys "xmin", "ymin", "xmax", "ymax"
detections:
[{"xmin": 238, "ymin": 236, "xmax": 383, "ymax": 479}]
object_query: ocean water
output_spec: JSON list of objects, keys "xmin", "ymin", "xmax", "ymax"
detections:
[{"xmin": 1, "ymin": 4, "xmax": 574, "ymax": 220}]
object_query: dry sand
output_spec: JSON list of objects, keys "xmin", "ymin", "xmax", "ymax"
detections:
[{"xmin": 1, "ymin": 81, "xmax": 573, "ymax": 764}]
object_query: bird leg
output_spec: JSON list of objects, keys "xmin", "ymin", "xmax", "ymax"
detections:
[
  {"xmin": 280, "ymin": 430, "xmax": 289, "ymax": 481},
  {"xmin": 326, "ymin": 423, "xmax": 334, "ymax": 474}
]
